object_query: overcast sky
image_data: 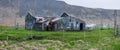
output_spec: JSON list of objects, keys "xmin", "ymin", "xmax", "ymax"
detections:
[{"xmin": 61, "ymin": 0, "xmax": 120, "ymax": 9}]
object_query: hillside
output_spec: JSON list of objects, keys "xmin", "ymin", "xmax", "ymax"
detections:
[{"xmin": 0, "ymin": 0, "xmax": 120, "ymax": 26}]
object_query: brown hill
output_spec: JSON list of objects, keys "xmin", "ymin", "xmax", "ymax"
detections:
[{"xmin": 0, "ymin": 0, "xmax": 120, "ymax": 26}]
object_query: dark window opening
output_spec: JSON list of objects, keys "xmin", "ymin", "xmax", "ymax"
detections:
[{"xmin": 80, "ymin": 23, "xmax": 84, "ymax": 30}]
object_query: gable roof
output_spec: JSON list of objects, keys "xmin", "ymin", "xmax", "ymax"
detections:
[
  {"xmin": 26, "ymin": 12, "xmax": 85, "ymax": 23},
  {"xmin": 26, "ymin": 12, "xmax": 36, "ymax": 20},
  {"xmin": 61, "ymin": 12, "xmax": 69, "ymax": 17},
  {"xmin": 61, "ymin": 13, "xmax": 85, "ymax": 23}
]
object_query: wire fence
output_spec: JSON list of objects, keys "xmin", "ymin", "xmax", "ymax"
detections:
[{"xmin": 0, "ymin": 0, "xmax": 120, "ymax": 50}]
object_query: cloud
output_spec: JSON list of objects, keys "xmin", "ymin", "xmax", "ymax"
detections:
[{"xmin": 61, "ymin": 0, "xmax": 120, "ymax": 9}]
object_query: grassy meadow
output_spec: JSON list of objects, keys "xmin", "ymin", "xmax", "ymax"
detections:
[{"xmin": 0, "ymin": 26, "xmax": 120, "ymax": 50}]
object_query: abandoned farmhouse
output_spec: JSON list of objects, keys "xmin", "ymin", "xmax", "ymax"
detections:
[{"xmin": 25, "ymin": 12, "xmax": 86, "ymax": 31}]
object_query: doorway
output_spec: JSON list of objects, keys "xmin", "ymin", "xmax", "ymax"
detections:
[{"xmin": 80, "ymin": 23, "xmax": 84, "ymax": 30}]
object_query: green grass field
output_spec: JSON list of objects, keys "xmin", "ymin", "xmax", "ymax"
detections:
[{"xmin": 0, "ymin": 26, "xmax": 120, "ymax": 50}]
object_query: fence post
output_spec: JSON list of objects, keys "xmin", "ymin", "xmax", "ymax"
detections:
[{"xmin": 114, "ymin": 10, "xmax": 117, "ymax": 37}]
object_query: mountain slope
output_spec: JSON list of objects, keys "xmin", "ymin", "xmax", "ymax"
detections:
[{"xmin": 0, "ymin": 0, "xmax": 120, "ymax": 26}]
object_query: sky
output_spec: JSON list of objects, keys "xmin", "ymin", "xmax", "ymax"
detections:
[{"xmin": 61, "ymin": 0, "xmax": 120, "ymax": 9}]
